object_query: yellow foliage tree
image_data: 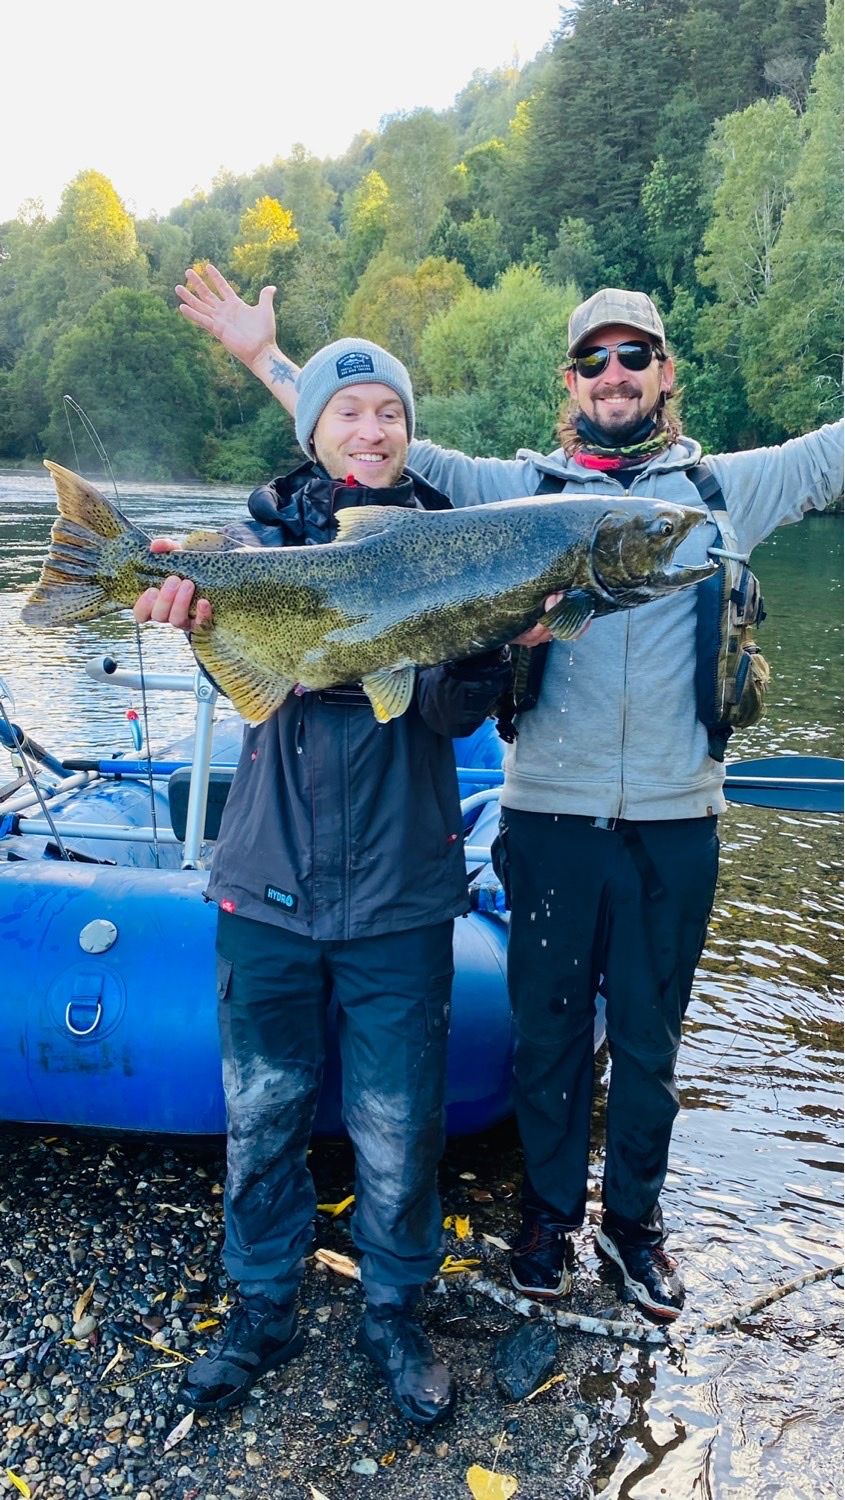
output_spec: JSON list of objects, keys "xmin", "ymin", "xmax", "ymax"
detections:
[
  {"xmin": 231, "ymin": 196, "xmax": 299, "ymax": 290},
  {"xmin": 55, "ymin": 170, "xmax": 139, "ymax": 271}
]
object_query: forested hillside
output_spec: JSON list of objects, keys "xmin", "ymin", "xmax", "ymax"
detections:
[{"xmin": 0, "ymin": 0, "xmax": 840, "ymax": 481}]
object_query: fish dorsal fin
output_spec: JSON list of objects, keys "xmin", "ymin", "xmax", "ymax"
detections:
[
  {"xmin": 539, "ymin": 592, "xmax": 595, "ymax": 641},
  {"xmin": 181, "ymin": 529, "xmax": 239, "ymax": 551},
  {"xmin": 190, "ymin": 620, "xmax": 294, "ymax": 725},
  {"xmin": 361, "ymin": 664, "xmax": 417, "ymax": 722},
  {"xmin": 334, "ymin": 506, "xmax": 407, "ymax": 543}
]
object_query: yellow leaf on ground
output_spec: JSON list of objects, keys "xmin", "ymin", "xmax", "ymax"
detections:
[
  {"xmin": 526, "ymin": 1372, "xmax": 567, "ymax": 1402},
  {"xmin": 440, "ymin": 1255, "xmax": 482, "ymax": 1274},
  {"xmin": 193, "ymin": 1318, "xmax": 220, "ymax": 1332},
  {"xmin": 466, "ymin": 1464, "xmax": 519, "ymax": 1500},
  {"xmin": 314, "ymin": 1248, "xmax": 360, "ymax": 1279},
  {"xmin": 443, "ymin": 1215, "xmax": 472, "ymax": 1240},
  {"xmin": 5, "ymin": 1471, "xmax": 32, "ymax": 1499},
  {"xmin": 73, "ymin": 1281, "xmax": 95, "ymax": 1324},
  {"xmin": 308, "ymin": 1487, "xmax": 332, "ymax": 1500},
  {"xmin": 316, "ymin": 1194, "xmax": 355, "ymax": 1217},
  {"xmin": 162, "ymin": 1410, "xmax": 194, "ymax": 1452},
  {"xmin": 379, "ymin": 1450, "xmax": 396, "ymax": 1466}
]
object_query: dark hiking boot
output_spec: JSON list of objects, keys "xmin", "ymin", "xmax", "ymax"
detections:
[
  {"xmin": 181, "ymin": 1294, "xmax": 304, "ymax": 1412},
  {"xmin": 509, "ymin": 1207, "xmax": 573, "ymax": 1299},
  {"xmin": 595, "ymin": 1225, "xmax": 685, "ymax": 1321},
  {"xmin": 357, "ymin": 1309, "xmax": 456, "ymax": 1426}
]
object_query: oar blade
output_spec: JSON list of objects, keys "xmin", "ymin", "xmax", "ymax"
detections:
[{"xmin": 725, "ymin": 756, "xmax": 844, "ymax": 814}]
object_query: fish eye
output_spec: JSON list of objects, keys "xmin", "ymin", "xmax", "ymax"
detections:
[{"xmin": 657, "ymin": 518, "xmax": 673, "ymax": 536}]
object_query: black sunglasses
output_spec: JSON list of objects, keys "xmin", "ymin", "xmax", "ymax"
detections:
[{"xmin": 571, "ymin": 340, "xmax": 663, "ymax": 379}]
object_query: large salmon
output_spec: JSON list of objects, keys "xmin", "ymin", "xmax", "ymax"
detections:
[{"xmin": 22, "ymin": 461, "xmax": 717, "ymax": 724}]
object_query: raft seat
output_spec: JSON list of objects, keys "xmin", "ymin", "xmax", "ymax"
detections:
[{"xmin": 168, "ymin": 767, "xmax": 235, "ymax": 842}]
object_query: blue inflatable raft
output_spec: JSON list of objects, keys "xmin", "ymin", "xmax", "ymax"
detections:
[{"xmin": 0, "ymin": 657, "xmax": 539, "ymax": 1137}]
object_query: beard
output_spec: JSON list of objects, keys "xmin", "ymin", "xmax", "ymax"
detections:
[{"xmin": 584, "ymin": 384, "xmax": 661, "ymax": 444}]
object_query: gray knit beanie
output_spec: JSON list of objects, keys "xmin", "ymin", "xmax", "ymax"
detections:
[{"xmin": 294, "ymin": 337, "xmax": 415, "ymax": 454}]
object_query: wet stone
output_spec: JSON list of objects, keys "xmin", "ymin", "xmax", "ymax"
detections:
[{"xmin": 493, "ymin": 1319, "xmax": 560, "ymax": 1401}]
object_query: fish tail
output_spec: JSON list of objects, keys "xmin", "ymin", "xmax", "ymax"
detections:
[{"xmin": 21, "ymin": 461, "xmax": 145, "ymax": 625}]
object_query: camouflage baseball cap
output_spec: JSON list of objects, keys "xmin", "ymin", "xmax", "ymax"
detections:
[{"xmin": 567, "ymin": 289, "xmax": 666, "ymax": 357}]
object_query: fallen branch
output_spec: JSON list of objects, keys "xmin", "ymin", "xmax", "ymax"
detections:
[
  {"xmin": 474, "ymin": 1278, "xmax": 664, "ymax": 1344},
  {"xmin": 474, "ymin": 1261, "xmax": 843, "ymax": 1344},
  {"xmin": 696, "ymin": 1261, "xmax": 842, "ymax": 1334}
]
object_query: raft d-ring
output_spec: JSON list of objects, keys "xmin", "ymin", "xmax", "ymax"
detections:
[{"xmin": 65, "ymin": 999, "xmax": 103, "ymax": 1037}]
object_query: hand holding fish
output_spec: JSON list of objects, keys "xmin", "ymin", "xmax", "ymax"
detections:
[
  {"xmin": 133, "ymin": 539, "xmax": 212, "ymax": 631},
  {"xmin": 175, "ymin": 264, "xmax": 279, "ymax": 373},
  {"xmin": 512, "ymin": 594, "xmax": 569, "ymax": 646}
]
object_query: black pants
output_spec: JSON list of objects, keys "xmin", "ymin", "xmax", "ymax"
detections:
[
  {"xmin": 499, "ymin": 810, "xmax": 719, "ymax": 1246},
  {"xmin": 215, "ymin": 910, "xmax": 454, "ymax": 1308}
]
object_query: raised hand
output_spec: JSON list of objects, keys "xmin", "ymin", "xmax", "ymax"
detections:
[{"xmin": 175, "ymin": 264, "xmax": 278, "ymax": 371}]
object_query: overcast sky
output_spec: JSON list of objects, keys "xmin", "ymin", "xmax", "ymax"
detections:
[{"xmin": 4, "ymin": 0, "xmax": 565, "ymax": 223}]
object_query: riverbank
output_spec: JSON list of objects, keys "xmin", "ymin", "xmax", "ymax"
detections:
[
  {"xmin": 2, "ymin": 1115, "xmax": 842, "ymax": 1500},
  {"xmin": 1, "ymin": 1122, "xmax": 636, "ymax": 1500}
]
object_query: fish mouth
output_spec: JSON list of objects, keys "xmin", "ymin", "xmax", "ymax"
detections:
[
  {"xmin": 650, "ymin": 508, "xmax": 719, "ymax": 589},
  {"xmin": 657, "ymin": 557, "xmax": 720, "ymax": 588},
  {"xmin": 592, "ymin": 507, "xmax": 718, "ymax": 599}
]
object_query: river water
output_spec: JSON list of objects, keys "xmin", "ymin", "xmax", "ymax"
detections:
[{"xmin": 0, "ymin": 470, "xmax": 842, "ymax": 1498}]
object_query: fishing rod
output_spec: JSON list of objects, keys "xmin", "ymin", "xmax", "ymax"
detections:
[{"xmin": 62, "ymin": 396, "xmax": 161, "ymax": 867}]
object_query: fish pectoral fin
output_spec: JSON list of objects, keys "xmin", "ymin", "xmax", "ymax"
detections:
[
  {"xmin": 334, "ymin": 506, "xmax": 405, "ymax": 543},
  {"xmin": 191, "ymin": 622, "xmax": 294, "ymax": 724},
  {"xmin": 361, "ymin": 665, "xmax": 417, "ymax": 723},
  {"xmin": 539, "ymin": 592, "xmax": 595, "ymax": 641},
  {"xmin": 181, "ymin": 529, "xmax": 239, "ymax": 551}
]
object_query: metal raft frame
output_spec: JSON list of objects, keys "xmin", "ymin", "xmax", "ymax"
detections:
[{"xmin": 4, "ymin": 657, "xmax": 221, "ymax": 869}]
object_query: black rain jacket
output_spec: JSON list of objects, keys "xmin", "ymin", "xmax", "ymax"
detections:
[{"xmin": 205, "ymin": 461, "xmax": 511, "ymax": 939}]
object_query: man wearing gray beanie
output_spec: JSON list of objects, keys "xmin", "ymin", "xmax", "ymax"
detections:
[
  {"xmin": 294, "ymin": 336, "xmax": 415, "ymax": 460},
  {"xmin": 134, "ymin": 329, "xmax": 511, "ymax": 1426}
]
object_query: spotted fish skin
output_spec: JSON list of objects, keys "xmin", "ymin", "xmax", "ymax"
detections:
[{"xmin": 22, "ymin": 461, "xmax": 717, "ymax": 724}]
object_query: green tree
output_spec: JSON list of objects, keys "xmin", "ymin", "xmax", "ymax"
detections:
[
  {"xmin": 742, "ymin": 0, "xmax": 844, "ymax": 431},
  {"xmin": 545, "ymin": 216, "xmax": 601, "ymax": 293},
  {"xmin": 282, "ymin": 234, "xmax": 346, "ymax": 362},
  {"xmin": 44, "ymin": 289, "xmax": 215, "ymax": 479},
  {"xmin": 696, "ymin": 97, "xmax": 802, "ymax": 353},
  {"xmin": 341, "ymin": 170, "xmax": 391, "ymax": 285},
  {"xmin": 418, "ymin": 265, "xmax": 578, "ymax": 455},
  {"xmin": 663, "ymin": 286, "xmax": 755, "ymax": 453},
  {"xmin": 428, "ymin": 210, "xmax": 508, "ymax": 288},
  {"xmin": 341, "ymin": 253, "xmax": 470, "ymax": 376},
  {"xmin": 137, "ymin": 219, "xmax": 192, "ymax": 299},
  {"xmin": 376, "ymin": 110, "xmax": 458, "ymax": 261},
  {"xmin": 189, "ymin": 205, "xmax": 237, "ymax": 268},
  {"xmin": 281, "ymin": 145, "xmax": 338, "ymax": 240},
  {"xmin": 201, "ymin": 401, "xmax": 299, "ymax": 484}
]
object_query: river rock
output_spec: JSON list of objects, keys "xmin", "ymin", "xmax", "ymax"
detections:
[{"xmin": 493, "ymin": 1319, "xmax": 559, "ymax": 1401}]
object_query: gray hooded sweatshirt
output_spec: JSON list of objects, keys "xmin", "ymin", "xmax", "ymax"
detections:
[{"xmin": 408, "ymin": 422, "xmax": 843, "ymax": 821}]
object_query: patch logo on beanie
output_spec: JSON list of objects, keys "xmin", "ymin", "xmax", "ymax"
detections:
[{"xmin": 336, "ymin": 351, "xmax": 375, "ymax": 378}]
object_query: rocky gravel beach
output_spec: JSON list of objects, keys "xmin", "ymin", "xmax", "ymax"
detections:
[{"xmin": 0, "ymin": 1119, "xmax": 654, "ymax": 1500}]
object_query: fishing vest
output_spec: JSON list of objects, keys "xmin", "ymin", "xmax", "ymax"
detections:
[{"xmin": 495, "ymin": 463, "xmax": 769, "ymax": 761}]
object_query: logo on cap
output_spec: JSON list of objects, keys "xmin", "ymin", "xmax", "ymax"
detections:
[{"xmin": 336, "ymin": 351, "xmax": 375, "ymax": 378}]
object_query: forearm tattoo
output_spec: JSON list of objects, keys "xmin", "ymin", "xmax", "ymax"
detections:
[{"xmin": 269, "ymin": 357, "xmax": 296, "ymax": 386}]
